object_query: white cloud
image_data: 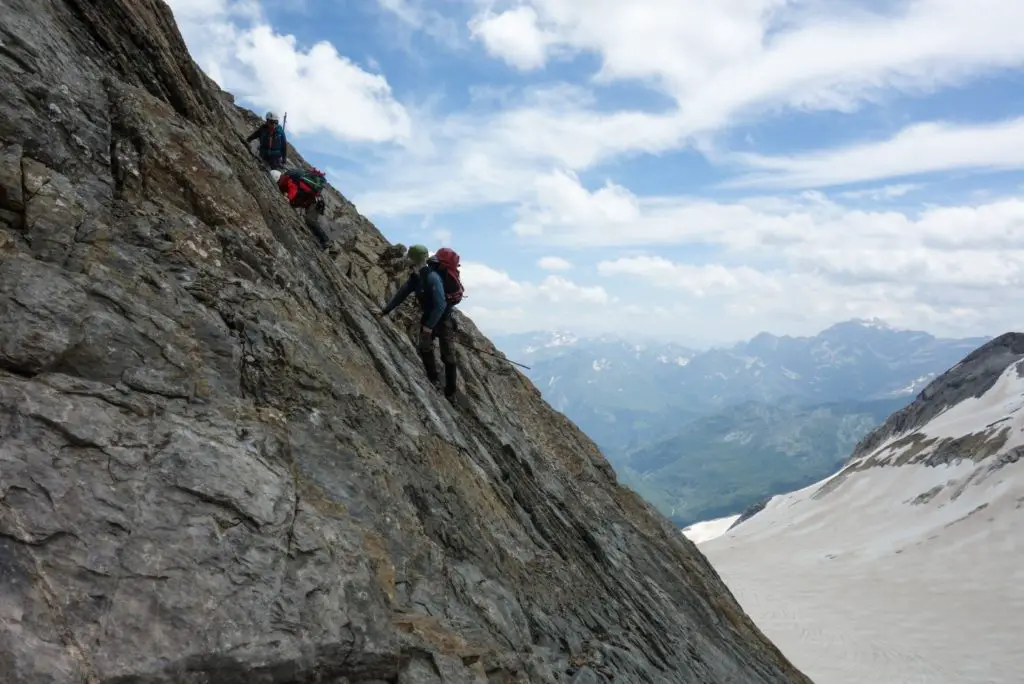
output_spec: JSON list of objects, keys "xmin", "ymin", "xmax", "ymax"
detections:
[
  {"xmin": 537, "ymin": 275, "xmax": 608, "ymax": 304},
  {"xmin": 598, "ymin": 257, "xmax": 784, "ymax": 297},
  {"xmin": 368, "ymin": 160, "xmax": 1024, "ymax": 339},
  {"xmin": 376, "ymin": 0, "xmax": 463, "ymax": 48},
  {"xmin": 461, "ymin": 262, "xmax": 533, "ymax": 302},
  {"xmin": 537, "ymin": 256, "xmax": 573, "ymax": 271},
  {"xmin": 469, "ymin": 6, "xmax": 554, "ymax": 71},
  {"xmin": 462, "ymin": 262, "xmax": 608, "ymax": 304},
  {"xmin": 469, "ymin": 0, "xmax": 1024, "ymax": 124},
  {"xmin": 359, "ymin": 0, "xmax": 1024, "ymax": 219},
  {"xmin": 727, "ymin": 117, "xmax": 1024, "ymax": 189},
  {"xmin": 476, "ymin": 167, "xmax": 1024, "ymax": 337},
  {"xmin": 357, "ymin": 94, "xmax": 689, "ymax": 217},
  {"xmin": 166, "ymin": 0, "xmax": 410, "ymax": 143},
  {"xmin": 839, "ymin": 184, "xmax": 923, "ymax": 201},
  {"xmin": 596, "ymin": 255, "xmax": 1011, "ymax": 340},
  {"xmin": 461, "ymin": 247, "xmax": 1018, "ymax": 341},
  {"xmin": 506, "ymin": 170, "xmax": 1024, "ymax": 254},
  {"xmin": 459, "ymin": 262, "xmax": 614, "ymax": 333}
]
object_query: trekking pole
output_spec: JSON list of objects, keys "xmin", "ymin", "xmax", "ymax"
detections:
[{"xmin": 457, "ymin": 339, "xmax": 531, "ymax": 370}]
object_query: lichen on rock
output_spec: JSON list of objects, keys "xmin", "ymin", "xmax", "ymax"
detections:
[{"xmin": 0, "ymin": 1, "xmax": 811, "ymax": 683}]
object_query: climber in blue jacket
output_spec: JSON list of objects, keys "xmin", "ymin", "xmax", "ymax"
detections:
[
  {"xmin": 377, "ymin": 245, "xmax": 464, "ymax": 401},
  {"xmin": 245, "ymin": 111, "xmax": 287, "ymax": 169}
]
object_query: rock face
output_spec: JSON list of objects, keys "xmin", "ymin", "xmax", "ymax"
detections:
[
  {"xmin": 847, "ymin": 332, "xmax": 1024, "ymax": 466},
  {"xmin": 0, "ymin": 1, "xmax": 811, "ymax": 683}
]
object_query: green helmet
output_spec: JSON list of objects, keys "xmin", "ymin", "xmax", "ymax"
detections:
[{"xmin": 407, "ymin": 244, "xmax": 429, "ymax": 265}]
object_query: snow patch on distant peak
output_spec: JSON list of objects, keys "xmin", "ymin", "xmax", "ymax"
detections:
[
  {"xmin": 723, "ymin": 430, "xmax": 754, "ymax": 444},
  {"xmin": 728, "ymin": 354, "xmax": 763, "ymax": 369},
  {"xmin": 890, "ymin": 372, "xmax": 936, "ymax": 396},
  {"xmin": 781, "ymin": 366, "xmax": 801, "ymax": 380},
  {"xmin": 545, "ymin": 331, "xmax": 579, "ymax": 347},
  {"xmin": 852, "ymin": 317, "xmax": 894, "ymax": 330}
]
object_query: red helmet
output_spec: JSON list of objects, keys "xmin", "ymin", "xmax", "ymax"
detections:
[{"xmin": 432, "ymin": 247, "xmax": 460, "ymax": 270}]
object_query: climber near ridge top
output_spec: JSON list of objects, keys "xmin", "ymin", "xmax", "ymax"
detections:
[
  {"xmin": 245, "ymin": 111, "xmax": 287, "ymax": 169},
  {"xmin": 377, "ymin": 245, "xmax": 465, "ymax": 403}
]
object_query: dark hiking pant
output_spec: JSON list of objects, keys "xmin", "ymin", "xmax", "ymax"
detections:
[
  {"xmin": 419, "ymin": 316, "xmax": 457, "ymax": 396},
  {"xmin": 262, "ymin": 152, "xmax": 285, "ymax": 170},
  {"xmin": 303, "ymin": 206, "xmax": 330, "ymax": 248}
]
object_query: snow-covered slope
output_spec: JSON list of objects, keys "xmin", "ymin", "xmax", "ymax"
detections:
[
  {"xmin": 700, "ymin": 332, "xmax": 1024, "ymax": 684},
  {"xmin": 681, "ymin": 514, "xmax": 740, "ymax": 544}
]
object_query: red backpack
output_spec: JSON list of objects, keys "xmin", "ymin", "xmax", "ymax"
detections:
[{"xmin": 432, "ymin": 247, "xmax": 465, "ymax": 305}]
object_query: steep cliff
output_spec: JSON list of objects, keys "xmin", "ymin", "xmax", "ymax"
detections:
[{"xmin": 0, "ymin": 1, "xmax": 811, "ymax": 682}]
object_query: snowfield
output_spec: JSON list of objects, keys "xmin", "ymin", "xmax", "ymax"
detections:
[
  {"xmin": 681, "ymin": 514, "xmax": 740, "ymax": 544},
  {"xmin": 699, "ymin": 358, "xmax": 1024, "ymax": 684}
]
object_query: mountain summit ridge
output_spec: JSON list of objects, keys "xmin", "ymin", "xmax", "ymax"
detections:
[
  {"xmin": 0, "ymin": 0, "xmax": 809, "ymax": 682},
  {"xmin": 847, "ymin": 331, "xmax": 1024, "ymax": 466}
]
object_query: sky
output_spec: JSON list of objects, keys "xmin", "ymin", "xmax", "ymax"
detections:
[{"xmin": 164, "ymin": 0, "xmax": 1024, "ymax": 347}]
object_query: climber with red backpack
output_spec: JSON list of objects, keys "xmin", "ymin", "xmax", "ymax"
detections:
[
  {"xmin": 377, "ymin": 245, "xmax": 465, "ymax": 402},
  {"xmin": 277, "ymin": 166, "xmax": 326, "ymax": 211},
  {"xmin": 276, "ymin": 166, "xmax": 331, "ymax": 249}
]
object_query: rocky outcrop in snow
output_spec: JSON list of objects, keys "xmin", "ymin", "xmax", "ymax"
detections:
[
  {"xmin": 701, "ymin": 333, "xmax": 1024, "ymax": 684},
  {"xmin": 0, "ymin": 1, "xmax": 810, "ymax": 682},
  {"xmin": 845, "ymin": 332, "xmax": 1024, "ymax": 468}
]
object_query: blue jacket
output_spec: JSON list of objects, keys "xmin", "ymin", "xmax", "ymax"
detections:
[
  {"xmin": 382, "ymin": 266, "xmax": 449, "ymax": 329},
  {"xmin": 247, "ymin": 123, "xmax": 286, "ymax": 161}
]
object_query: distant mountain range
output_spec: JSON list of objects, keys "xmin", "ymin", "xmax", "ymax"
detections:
[
  {"xmin": 494, "ymin": 320, "xmax": 989, "ymax": 525},
  {"xmin": 492, "ymin": 331, "xmax": 699, "ymax": 451},
  {"xmin": 621, "ymin": 396, "xmax": 907, "ymax": 525}
]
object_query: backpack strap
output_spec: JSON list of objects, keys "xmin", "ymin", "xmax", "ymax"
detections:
[{"xmin": 440, "ymin": 265, "xmax": 464, "ymax": 305}]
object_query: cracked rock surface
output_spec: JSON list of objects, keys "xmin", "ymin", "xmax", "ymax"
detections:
[{"xmin": 0, "ymin": 1, "xmax": 812, "ymax": 683}]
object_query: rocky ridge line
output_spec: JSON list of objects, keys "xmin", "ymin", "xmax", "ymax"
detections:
[{"xmin": 846, "ymin": 332, "xmax": 1024, "ymax": 465}]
